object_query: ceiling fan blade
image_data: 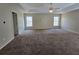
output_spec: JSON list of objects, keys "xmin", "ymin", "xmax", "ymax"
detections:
[{"xmin": 54, "ymin": 8, "xmax": 60, "ymax": 9}]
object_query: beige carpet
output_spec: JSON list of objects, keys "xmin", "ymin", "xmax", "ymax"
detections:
[{"xmin": 0, "ymin": 29, "xmax": 79, "ymax": 55}]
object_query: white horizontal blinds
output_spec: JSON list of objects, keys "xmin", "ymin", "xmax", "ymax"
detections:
[
  {"xmin": 54, "ymin": 16, "xmax": 59, "ymax": 26},
  {"xmin": 26, "ymin": 16, "xmax": 32, "ymax": 27}
]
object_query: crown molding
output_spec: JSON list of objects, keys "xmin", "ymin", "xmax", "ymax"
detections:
[{"xmin": 61, "ymin": 3, "xmax": 79, "ymax": 14}]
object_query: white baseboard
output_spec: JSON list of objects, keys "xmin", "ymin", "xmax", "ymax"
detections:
[
  {"xmin": 0, "ymin": 37, "xmax": 14, "ymax": 50},
  {"xmin": 63, "ymin": 28, "xmax": 79, "ymax": 34}
]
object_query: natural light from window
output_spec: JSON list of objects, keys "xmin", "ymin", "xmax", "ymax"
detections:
[
  {"xmin": 26, "ymin": 16, "xmax": 32, "ymax": 27},
  {"xmin": 54, "ymin": 16, "xmax": 59, "ymax": 26}
]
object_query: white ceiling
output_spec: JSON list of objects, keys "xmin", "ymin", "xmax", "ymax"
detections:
[{"xmin": 19, "ymin": 3, "xmax": 78, "ymax": 14}]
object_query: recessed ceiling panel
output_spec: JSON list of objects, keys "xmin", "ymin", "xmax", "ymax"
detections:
[{"xmin": 20, "ymin": 3, "xmax": 75, "ymax": 13}]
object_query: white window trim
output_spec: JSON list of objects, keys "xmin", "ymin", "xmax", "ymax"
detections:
[
  {"xmin": 53, "ymin": 16, "xmax": 60, "ymax": 26},
  {"xmin": 26, "ymin": 16, "xmax": 32, "ymax": 27}
]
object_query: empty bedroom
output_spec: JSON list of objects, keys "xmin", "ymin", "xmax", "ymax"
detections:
[{"xmin": 0, "ymin": 3, "xmax": 79, "ymax": 55}]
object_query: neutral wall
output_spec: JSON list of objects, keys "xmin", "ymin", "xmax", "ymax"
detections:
[
  {"xmin": 61, "ymin": 9, "xmax": 79, "ymax": 33},
  {"xmin": 0, "ymin": 4, "xmax": 24, "ymax": 49},
  {"xmin": 33, "ymin": 13, "xmax": 53, "ymax": 29},
  {"xmin": 9, "ymin": 4, "xmax": 24, "ymax": 34},
  {"xmin": 24, "ymin": 13, "xmax": 61, "ymax": 30}
]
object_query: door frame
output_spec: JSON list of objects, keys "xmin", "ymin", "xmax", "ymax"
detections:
[{"xmin": 12, "ymin": 12, "xmax": 18, "ymax": 36}]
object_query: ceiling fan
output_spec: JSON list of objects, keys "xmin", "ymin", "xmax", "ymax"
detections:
[
  {"xmin": 49, "ymin": 3, "xmax": 60, "ymax": 13},
  {"xmin": 24, "ymin": 3, "xmax": 60, "ymax": 13}
]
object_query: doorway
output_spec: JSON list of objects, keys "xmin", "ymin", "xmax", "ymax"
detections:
[{"xmin": 12, "ymin": 12, "xmax": 18, "ymax": 36}]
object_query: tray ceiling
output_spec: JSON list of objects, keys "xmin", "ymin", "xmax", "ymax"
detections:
[{"xmin": 19, "ymin": 3, "xmax": 77, "ymax": 14}]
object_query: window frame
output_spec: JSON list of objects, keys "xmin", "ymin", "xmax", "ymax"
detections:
[
  {"xmin": 53, "ymin": 16, "xmax": 60, "ymax": 27},
  {"xmin": 24, "ymin": 15, "xmax": 33, "ymax": 30},
  {"xmin": 26, "ymin": 16, "xmax": 33, "ymax": 27}
]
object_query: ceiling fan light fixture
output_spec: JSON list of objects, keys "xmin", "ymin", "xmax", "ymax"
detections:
[
  {"xmin": 49, "ymin": 7, "xmax": 53, "ymax": 13},
  {"xmin": 49, "ymin": 3, "xmax": 53, "ymax": 13},
  {"xmin": 49, "ymin": 9, "xmax": 53, "ymax": 13}
]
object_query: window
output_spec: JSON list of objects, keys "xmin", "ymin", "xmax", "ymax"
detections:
[
  {"xmin": 53, "ymin": 16, "xmax": 59, "ymax": 26},
  {"xmin": 26, "ymin": 16, "xmax": 32, "ymax": 27}
]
